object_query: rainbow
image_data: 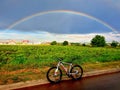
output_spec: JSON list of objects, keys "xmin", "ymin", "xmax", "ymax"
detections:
[{"xmin": 7, "ymin": 10, "xmax": 118, "ymax": 33}]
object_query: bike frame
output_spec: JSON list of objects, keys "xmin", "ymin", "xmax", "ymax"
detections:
[{"xmin": 55, "ymin": 61, "xmax": 73, "ymax": 75}]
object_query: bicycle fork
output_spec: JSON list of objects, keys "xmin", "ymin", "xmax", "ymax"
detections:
[{"xmin": 54, "ymin": 62, "xmax": 61, "ymax": 76}]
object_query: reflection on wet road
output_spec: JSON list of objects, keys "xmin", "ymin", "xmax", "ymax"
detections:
[{"xmin": 15, "ymin": 72, "xmax": 120, "ymax": 90}]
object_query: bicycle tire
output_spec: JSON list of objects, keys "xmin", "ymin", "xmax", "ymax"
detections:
[
  {"xmin": 70, "ymin": 65, "xmax": 83, "ymax": 80},
  {"xmin": 46, "ymin": 67, "xmax": 62, "ymax": 83}
]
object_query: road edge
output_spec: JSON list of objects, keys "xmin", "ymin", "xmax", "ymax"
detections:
[{"xmin": 0, "ymin": 68, "xmax": 120, "ymax": 90}]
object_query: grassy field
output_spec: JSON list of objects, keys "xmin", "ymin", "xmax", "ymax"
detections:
[{"xmin": 0, "ymin": 45, "xmax": 120, "ymax": 84}]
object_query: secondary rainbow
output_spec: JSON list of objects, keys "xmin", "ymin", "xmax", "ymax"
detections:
[{"xmin": 7, "ymin": 10, "xmax": 118, "ymax": 33}]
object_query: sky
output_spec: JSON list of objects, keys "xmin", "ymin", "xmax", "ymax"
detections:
[{"xmin": 0, "ymin": 0, "xmax": 120, "ymax": 43}]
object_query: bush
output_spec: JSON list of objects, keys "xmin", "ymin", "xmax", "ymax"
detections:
[
  {"xmin": 82, "ymin": 43, "xmax": 86, "ymax": 46},
  {"xmin": 111, "ymin": 41, "xmax": 118, "ymax": 47},
  {"xmin": 91, "ymin": 35, "xmax": 106, "ymax": 47},
  {"xmin": 63, "ymin": 41, "xmax": 69, "ymax": 46},
  {"xmin": 50, "ymin": 41, "xmax": 57, "ymax": 45}
]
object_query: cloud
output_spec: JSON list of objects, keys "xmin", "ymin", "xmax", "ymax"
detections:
[{"xmin": 0, "ymin": 31, "xmax": 119, "ymax": 43}]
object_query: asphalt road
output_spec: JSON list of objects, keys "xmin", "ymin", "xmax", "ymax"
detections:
[{"xmin": 14, "ymin": 72, "xmax": 120, "ymax": 90}]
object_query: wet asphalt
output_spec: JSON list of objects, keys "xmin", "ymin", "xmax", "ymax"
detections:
[{"xmin": 14, "ymin": 72, "xmax": 120, "ymax": 90}]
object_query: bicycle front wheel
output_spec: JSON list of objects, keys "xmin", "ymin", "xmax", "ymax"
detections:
[
  {"xmin": 46, "ymin": 67, "xmax": 62, "ymax": 83},
  {"xmin": 70, "ymin": 65, "xmax": 83, "ymax": 80}
]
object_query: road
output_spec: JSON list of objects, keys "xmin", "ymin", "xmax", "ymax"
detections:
[{"xmin": 14, "ymin": 72, "xmax": 120, "ymax": 90}]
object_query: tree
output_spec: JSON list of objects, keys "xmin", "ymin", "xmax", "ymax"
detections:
[
  {"xmin": 111, "ymin": 41, "xmax": 118, "ymax": 47},
  {"xmin": 63, "ymin": 41, "xmax": 69, "ymax": 46},
  {"xmin": 50, "ymin": 41, "xmax": 57, "ymax": 45},
  {"xmin": 91, "ymin": 35, "xmax": 106, "ymax": 47},
  {"xmin": 82, "ymin": 43, "xmax": 86, "ymax": 46}
]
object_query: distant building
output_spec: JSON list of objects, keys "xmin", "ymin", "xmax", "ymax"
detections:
[
  {"xmin": 22, "ymin": 40, "xmax": 29, "ymax": 44},
  {"xmin": 8, "ymin": 40, "xmax": 16, "ymax": 45},
  {"xmin": 0, "ymin": 39, "xmax": 10, "ymax": 44},
  {"xmin": 0, "ymin": 39, "xmax": 30, "ymax": 45}
]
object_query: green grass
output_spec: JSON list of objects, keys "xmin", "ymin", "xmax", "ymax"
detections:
[{"xmin": 0, "ymin": 45, "xmax": 120, "ymax": 71}]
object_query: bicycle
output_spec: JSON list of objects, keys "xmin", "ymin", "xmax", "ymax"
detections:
[{"xmin": 46, "ymin": 58, "xmax": 83, "ymax": 83}]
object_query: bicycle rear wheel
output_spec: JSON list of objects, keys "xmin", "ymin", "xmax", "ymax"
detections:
[
  {"xmin": 46, "ymin": 67, "xmax": 62, "ymax": 83},
  {"xmin": 70, "ymin": 65, "xmax": 83, "ymax": 80}
]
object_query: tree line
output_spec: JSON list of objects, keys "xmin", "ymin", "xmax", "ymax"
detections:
[{"xmin": 50, "ymin": 35, "xmax": 119, "ymax": 47}]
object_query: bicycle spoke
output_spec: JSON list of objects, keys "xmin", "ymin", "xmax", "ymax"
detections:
[
  {"xmin": 47, "ymin": 67, "xmax": 62, "ymax": 83},
  {"xmin": 70, "ymin": 65, "xmax": 83, "ymax": 80}
]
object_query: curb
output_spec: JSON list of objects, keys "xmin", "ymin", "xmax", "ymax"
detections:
[{"xmin": 0, "ymin": 68, "xmax": 120, "ymax": 90}]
